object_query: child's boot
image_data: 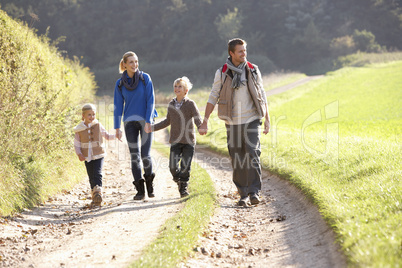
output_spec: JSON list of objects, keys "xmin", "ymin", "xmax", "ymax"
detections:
[
  {"xmin": 133, "ymin": 179, "xmax": 146, "ymax": 200},
  {"xmin": 178, "ymin": 181, "xmax": 189, "ymax": 198},
  {"xmin": 144, "ymin": 173, "xmax": 155, "ymax": 198},
  {"xmin": 92, "ymin": 185, "xmax": 102, "ymax": 206}
]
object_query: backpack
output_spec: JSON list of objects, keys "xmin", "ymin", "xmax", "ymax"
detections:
[{"xmin": 117, "ymin": 71, "xmax": 146, "ymax": 92}]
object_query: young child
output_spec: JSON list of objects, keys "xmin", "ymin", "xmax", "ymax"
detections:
[
  {"xmin": 74, "ymin": 103, "xmax": 116, "ymax": 207},
  {"xmin": 151, "ymin": 77, "xmax": 202, "ymax": 197}
]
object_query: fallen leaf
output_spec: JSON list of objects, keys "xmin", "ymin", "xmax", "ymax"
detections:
[{"xmin": 201, "ymin": 247, "xmax": 209, "ymax": 255}]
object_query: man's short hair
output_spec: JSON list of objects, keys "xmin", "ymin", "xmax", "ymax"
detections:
[{"xmin": 228, "ymin": 38, "xmax": 247, "ymax": 56}]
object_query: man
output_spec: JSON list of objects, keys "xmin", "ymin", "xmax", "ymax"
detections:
[{"xmin": 199, "ymin": 38, "xmax": 270, "ymax": 207}]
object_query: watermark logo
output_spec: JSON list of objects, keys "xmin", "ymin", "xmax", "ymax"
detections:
[{"xmin": 301, "ymin": 100, "xmax": 339, "ymax": 166}]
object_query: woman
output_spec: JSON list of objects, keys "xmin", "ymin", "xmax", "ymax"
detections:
[{"xmin": 114, "ymin": 51, "xmax": 158, "ymax": 200}]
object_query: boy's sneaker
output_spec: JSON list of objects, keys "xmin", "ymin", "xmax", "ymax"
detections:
[
  {"xmin": 237, "ymin": 196, "xmax": 249, "ymax": 207},
  {"xmin": 92, "ymin": 185, "xmax": 103, "ymax": 206},
  {"xmin": 249, "ymin": 193, "xmax": 260, "ymax": 205}
]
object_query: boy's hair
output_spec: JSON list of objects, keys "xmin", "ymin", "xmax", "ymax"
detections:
[
  {"xmin": 228, "ymin": 38, "xmax": 247, "ymax": 56},
  {"xmin": 82, "ymin": 103, "xmax": 96, "ymax": 113},
  {"xmin": 119, "ymin": 51, "xmax": 137, "ymax": 73},
  {"xmin": 174, "ymin": 76, "xmax": 193, "ymax": 91}
]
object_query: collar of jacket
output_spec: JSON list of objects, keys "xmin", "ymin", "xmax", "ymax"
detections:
[
  {"xmin": 171, "ymin": 97, "xmax": 188, "ymax": 104},
  {"xmin": 73, "ymin": 119, "xmax": 99, "ymax": 132}
]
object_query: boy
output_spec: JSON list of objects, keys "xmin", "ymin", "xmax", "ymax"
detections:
[{"xmin": 150, "ymin": 77, "xmax": 202, "ymax": 197}]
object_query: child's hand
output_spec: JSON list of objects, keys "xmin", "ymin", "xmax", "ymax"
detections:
[
  {"xmin": 199, "ymin": 121, "xmax": 208, "ymax": 135},
  {"xmin": 78, "ymin": 154, "xmax": 86, "ymax": 161}
]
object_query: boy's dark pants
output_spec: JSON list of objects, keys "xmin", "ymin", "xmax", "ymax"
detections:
[
  {"xmin": 169, "ymin": 143, "xmax": 195, "ymax": 182},
  {"xmin": 226, "ymin": 119, "xmax": 262, "ymax": 198},
  {"xmin": 85, "ymin": 157, "xmax": 104, "ymax": 189}
]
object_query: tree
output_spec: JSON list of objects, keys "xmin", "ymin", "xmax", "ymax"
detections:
[{"xmin": 214, "ymin": 7, "xmax": 243, "ymax": 41}]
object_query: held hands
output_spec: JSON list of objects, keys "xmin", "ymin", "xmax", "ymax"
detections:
[
  {"xmin": 198, "ymin": 120, "xmax": 208, "ymax": 135},
  {"xmin": 263, "ymin": 120, "xmax": 270, "ymax": 135}
]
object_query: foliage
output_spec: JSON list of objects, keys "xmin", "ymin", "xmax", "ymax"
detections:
[
  {"xmin": 0, "ymin": 10, "xmax": 96, "ymax": 216},
  {"xmin": 214, "ymin": 7, "xmax": 243, "ymax": 41},
  {"xmin": 353, "ymin": 29, "xmax": 384, "ymax": 53},
  {"xmin": 194, "ymin": 59, "xmax": 402, "ymax": 266},
  {"xmin": 334, "ymin": 51, "xmax": 402, "ymax": 69},
  {"xmin": 0, "ymin": 0, "xmax": 401, "ymax": 93},
  {"xmin": 330, "ymin": 35, "xmax": 356, "ymax": 57}
]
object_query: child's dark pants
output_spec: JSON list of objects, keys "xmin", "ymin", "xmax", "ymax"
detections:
[
  {"xmin": 169, "ymin": 143, "xmax": 194, "ymax": 182},
  {"xmin": 85, "ymin": 157, "xmax": 104, "ymax": 189}
]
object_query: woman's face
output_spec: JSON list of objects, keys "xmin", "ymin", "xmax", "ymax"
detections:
[{"xmin": 124, "ymin": 55, "xmax": 139, "ymax": 74}]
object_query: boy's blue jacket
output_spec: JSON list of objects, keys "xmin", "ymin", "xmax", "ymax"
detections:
[{"xmin": 114, "ymin": 72, "xmax": 158, "ymax": 129}]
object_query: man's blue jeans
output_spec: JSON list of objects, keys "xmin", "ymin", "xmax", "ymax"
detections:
[{"xmin": 124, "ymin": 120, "xmax": 153, "ymax": 182}]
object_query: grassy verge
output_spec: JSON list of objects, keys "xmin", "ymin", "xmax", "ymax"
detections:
[
  {"xmin": 194, "ymin": 60, "xmax": 402, "ymax": 267},
  {"xmin": 130, "ymin": 141, "xmax": 216, "ymax": 268}
]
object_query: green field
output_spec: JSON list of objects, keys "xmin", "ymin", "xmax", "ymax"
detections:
[{"xmin": 195, "ymin": 61, "xmax": 402, "ymax": 267}]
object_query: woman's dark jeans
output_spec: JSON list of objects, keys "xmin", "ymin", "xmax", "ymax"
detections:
[
  {"xmin": 124, "ymin": 120, "xmax": 153, "ymax": 182},
  {"xmin": 85, "ymin": 157, "xmax": 104, "ymax": 189},
  {"xmin": 169, "ymin": 143, "xmax": 195, "ymax": 182}
]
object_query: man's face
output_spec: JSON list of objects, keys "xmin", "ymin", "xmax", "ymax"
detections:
[{"xmin": 230, "ymin": 44, "xmax": 247, "ymax": 65}]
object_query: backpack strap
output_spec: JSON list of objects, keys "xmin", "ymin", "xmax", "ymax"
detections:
[{"xmin": 247, "ymin": 61, "xmax": 258, "ymax": 82}]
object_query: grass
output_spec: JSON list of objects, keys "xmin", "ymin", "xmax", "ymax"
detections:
[
  {"xmin": 194, "ymin": 60, "xmax": 402, "ymax": 267},
  {"xmin": 130, "ymin": 142, "xmax": 216, "ymax": 267}
]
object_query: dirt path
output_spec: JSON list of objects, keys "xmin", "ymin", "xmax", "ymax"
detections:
[
  {"xmin": 0, "ymin": 131, "xmax": 182, "ymax": 268},
  {"xmin": 180, "ymin": 147, "xmax": 346, "ymax": 267}
]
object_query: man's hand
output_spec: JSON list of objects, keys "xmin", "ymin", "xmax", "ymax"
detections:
[
  {"xmin": 144, "ymin": 123, "xmax": 152, "ymax": 133},
  {"xmin": 116, "ymin": 129, "xmax": 122, "ymax": 141},
  {"xmin": 199, "ymin": 121, "xmax": 208, "ymax": 135},
  {"xmin": 263, "ymin": 120, "xmax": 270, "ymax": 135}
]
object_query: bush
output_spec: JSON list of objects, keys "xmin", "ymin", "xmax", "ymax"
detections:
[
  {"xmin": 330, "ymin": 35, "xmax": 356, "ymax": 57},
  {"xmin": 353, "ymin": 29, "xmax": 385, "ymax": 53},
  {"xmin": 0, "ymin": 10, "xmax": 96, "ymax": 216}
]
